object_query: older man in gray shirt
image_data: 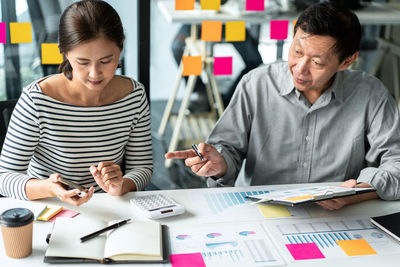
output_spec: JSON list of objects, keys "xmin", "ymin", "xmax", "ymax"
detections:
[{"xmin": 165, "ymin": 3, "xmax": 400, "ymax": 209}]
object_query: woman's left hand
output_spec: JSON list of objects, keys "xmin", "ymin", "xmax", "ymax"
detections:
[{"xmin": 90, "ymin": 161, "xmax": 124, "ymax": 196}]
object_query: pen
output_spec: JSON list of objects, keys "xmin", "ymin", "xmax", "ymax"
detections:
[
  {"xmin": 80, "ymin": 219, "xmax": 131, "ymax": 243},
  {"xmin": 191, "ymin": 144, "xmax": 204, "ymax": 160}
]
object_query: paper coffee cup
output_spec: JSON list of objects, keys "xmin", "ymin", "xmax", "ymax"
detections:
[{"xmin": 0, "ymin": 208, "xmax": 34, "ymax": 258}]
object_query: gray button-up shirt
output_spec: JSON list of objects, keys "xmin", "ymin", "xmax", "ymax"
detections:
[{"xmin": 206, "ymin": 62, "xmax": 400, "ymax": 200}]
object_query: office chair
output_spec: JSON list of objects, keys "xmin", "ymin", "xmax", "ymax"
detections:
[{"xmin": 0, "ymin": 99, "xmax": 17, "ymax": 152}]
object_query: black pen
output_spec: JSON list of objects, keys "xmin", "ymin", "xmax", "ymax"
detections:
[
  {"xmin": 80, "ymin": 219, "xmax": 131, "ymax": 243},
  {"xmin": 191, "ymin": 144, "xmax": 204, "ymax": 160}
]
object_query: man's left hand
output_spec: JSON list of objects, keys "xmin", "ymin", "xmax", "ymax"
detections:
[{"xmin": 317, "ymin": 179, "xmax": 378, "ymax": 210}]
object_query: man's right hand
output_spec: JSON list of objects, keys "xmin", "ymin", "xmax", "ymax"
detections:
[{"xmin": 165, "ymin": 143, "xmax": 227, "ymax": 178}]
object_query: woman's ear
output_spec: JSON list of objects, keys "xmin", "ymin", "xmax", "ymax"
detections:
[{"xmin": 338, "ymin": 51, "xmax": 359, "ymax": 71}]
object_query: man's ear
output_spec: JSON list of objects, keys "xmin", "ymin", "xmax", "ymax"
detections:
[{"xmin": 338, "ymin": 51, "xmax": 359, "ymax": 71}]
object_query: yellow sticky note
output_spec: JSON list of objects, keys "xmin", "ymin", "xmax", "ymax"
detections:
[
  {"xmin": 337, "ymin": 239, "xmax": 377, "ymax": 256},
  {"xmin": 175, "ymin": 0, "xmax": 195, "ymax": 10},
  {"xmin": 284, "ymin": 195, "xmax": 315, "ymax": 202},
  {"xmin": 201, "ymin": 0, "xmax": 221, "ymax": 10},
  {"xmin": 182, "ymin": 56, "xmax": 202, "ymax": 76},
  {"xmin": 9, "ymin": 22, "xmax": 32, "ymax": 43},
  {"xmin": 201, "ymin": 21, "xmax": 222, "ymax": 42},
  {"xmin": 257, "ymin": 204, "xmax": 291, "ymax": 218},
  {"xmin": 37, "ymin": 205, "xmax": 63, "ymax": 221},
  {"xmin": 41, "ymin": 43, "xmax": 63, "ymax": 65},
  {"xmin": 225, "ymin": 21, "xmax": 246, "ymax": 42}
]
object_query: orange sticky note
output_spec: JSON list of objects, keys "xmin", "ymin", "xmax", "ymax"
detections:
[
  {"xmin": 41, "ymin": 43, "xmax": 63, "ymax": 64},
  {"xmin": 225, "ymin": 21, "xmax": 246, "ymax": 42},
  {"xmin": 293, "ymin": 20, "xmax": 297, "ymax": 36},
  {"xmin": 175, "ymin": 0, "xmax": 195, "ymax": 10},
  {"xmin": 337, "ymin": 239, "xmax": 377, "ymax": 256},
  {"xmin": 201, "ymin": 21, "xmax": 222, "ymax": 42},
  {"xmin": 10, "ymin": 22, "xmax": 32, "ymax": 43},
  {"xmin": 182, "ymin": 56, "xmax": 202, "ymax": 76},
  {"xmin": 200, "ymin": 0, "xmax": 221, "ymax": 10}
]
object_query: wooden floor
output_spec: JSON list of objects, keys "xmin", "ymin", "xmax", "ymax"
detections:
[{"xmin": 146, "ymin": 100, "xmax": 208, "ymax": 191}]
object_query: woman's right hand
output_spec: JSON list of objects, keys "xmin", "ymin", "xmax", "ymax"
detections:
[{"xmin": 49, "ymin": 173, "xmax": 94, "ymax": 206}]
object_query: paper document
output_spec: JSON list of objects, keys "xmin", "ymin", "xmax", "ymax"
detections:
[
  {"xmin": 263, "ymin": 217, "xmax": 400, "ymax": 262},
  {"xmin": 169, "ymin": 222, "xmax": 285, "ymax": 267},
  {"xmin": 189, "ymin": 187, "xmax": 309, "ymax": 223}
]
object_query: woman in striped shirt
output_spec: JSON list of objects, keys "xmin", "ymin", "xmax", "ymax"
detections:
[{"xmin": 0, "ymin": 0, "xmax": 153, "ymax": 205}]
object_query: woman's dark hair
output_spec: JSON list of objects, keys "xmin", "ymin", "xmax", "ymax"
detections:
[
  {"xmin": 294, "ymin": 2, "xmax": 361, "ymax": 63},
  {"xmin": 58, "ymin": 0, "xmax": 125, "ymax": 80}
]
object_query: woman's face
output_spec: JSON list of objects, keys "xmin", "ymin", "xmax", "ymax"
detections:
[{"xmin": 66, "ymin": 37, "xmax": 121, "ymax": 92}]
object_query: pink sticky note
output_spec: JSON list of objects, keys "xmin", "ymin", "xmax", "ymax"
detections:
[
  {"xmin": 286, "ymin": 243, "xmax": 325, "ymax": 260},
  {"xmin": 246, "ymin": 0, "xmax": 264, "ymax": 11},
  {"xmin": 214, "ymin": 57, "xmax": 232, "ymax": 76},
  {"xmin": 48, "ymin": 209, "xmax": 80, "ymax": 222},
  {"xmin": 270, "ymin": 20, "xmax": 289, "ymax": 40},
  {"xmin": 170, "ymin": 253, "xmax": 206, "ymax": 267},
  {"xmin": 0, "ymin": 23, "xmax": 5, "ymax": 44}
]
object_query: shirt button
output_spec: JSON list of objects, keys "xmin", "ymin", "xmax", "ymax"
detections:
[{"xmin": 303, "ymin": 162, "xmax": 307, "ymax": 167}]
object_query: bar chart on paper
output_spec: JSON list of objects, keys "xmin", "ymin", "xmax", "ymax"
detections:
[
  {"xmin": 169, "ymin": 222, "xmax": 285, "ymax": 267},
  {"xmin": 190, "ymin": 188, "xmax": 309, "ymax": 223},
  {"xmin": 264, "ymin": 217, "xmax": 400, "ymax": 261}
]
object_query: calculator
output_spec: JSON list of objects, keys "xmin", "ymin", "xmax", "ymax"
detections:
[{"xmin": 130, "ymin": 194, "xmax": 185, "ymax": 219}]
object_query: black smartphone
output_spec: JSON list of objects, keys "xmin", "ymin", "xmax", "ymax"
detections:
[{"xmin": 59, "ymin": 178, "xmax": 86, "ymax": 191}]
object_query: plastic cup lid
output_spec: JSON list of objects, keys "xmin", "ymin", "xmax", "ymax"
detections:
[{"xmin": 0, "ymin": 208, "xmax": 34, "ymax": 227}]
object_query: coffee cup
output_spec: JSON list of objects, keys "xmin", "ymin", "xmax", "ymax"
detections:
[{"xmin": 0, "ymin": 208, "xmax": 34, "ymax": 258}]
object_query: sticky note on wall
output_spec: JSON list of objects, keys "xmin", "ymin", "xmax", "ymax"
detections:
[
  {"xmin": 246, "ymin": 0, "xmax": 264, "ymax": 11},
  {"xmin": 201, "ymin": 0, "xmax": 221, "ymax": 10},
  {"xmin": 182, "ymin": 56, "xmax": 202, "ymax": 76},
  {"xmin": 270, "ymin": 20, "xmax": 289, "ymax": 40},
  {"xmin": 214, "ymin": 57, "xmax": 232, "ymax": 76},
  {"xmin": 41, "ymin": 43, "xmax": 63, "ymax": 64},
  {"xmin": 225, "ymin": 21, "xmax": 246, "ymax": 42},
  {"xmin": 175, "ymin": 0, "xmax": 195, "ymax": 10},
  {"xmin": 0, "ymin": 23, "xmax": 5, "ymax": 44},
  {"xmin": 201, "ymin": 21, "xmax": 222, "ymax": 42},
  {"xmin": 10, "ymin": 22, "xmax": 32, "ymax": 43}
]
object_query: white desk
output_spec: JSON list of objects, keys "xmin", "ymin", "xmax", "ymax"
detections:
[
  {"xmin": 157, "ymin": 0, "xmax": 400, "ymax": 25},
  {"xmin": 1, "ymin": 183, "xmax": 400, "ymax": 266}
]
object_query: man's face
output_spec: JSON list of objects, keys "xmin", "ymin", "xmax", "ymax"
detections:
[{"xmin": 288, "ymin": 29, "xmax": 349, "ymax": 94}]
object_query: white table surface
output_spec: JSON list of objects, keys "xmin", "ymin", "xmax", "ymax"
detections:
[
  {"xmin": 157, "ymin": 0, "xmax": 400, "ymax": 25},
  {"xmin": 1, "ymin": 183, "xmax": 400, "ymax": 266}
]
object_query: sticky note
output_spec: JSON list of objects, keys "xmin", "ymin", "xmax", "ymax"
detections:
[
  {"xmin": 225, "ymin": 21, "xmax": 246, "ymax": 42},
  {"xmin": 200, "ymin": 0, "xmax": 221, "ymax": 10},
  {"xmin": 286, "ymin": 243, "xmax": 325, "ymax": 260},
  {"xmin": 175, "ymin": 0, "xmax": 195, "ymax": 10},
  {"xmin": 0, "ymin": 23, "xmax": 5, "ymax": 44},
  {"xmin": 201, "ymin": 21, "xmax": 222, "ymax": 42},
  {"xmin": 170, "ymin": 253, "xmax": 206, "ymax": 267},
  {"xmin": 246, "ymin": 0, "xmax": 264, "ymax": 11},
  {"xmin": 284, "ymin": 195, "xmax": 315, "ymax": 202},
  {"xmin": 214, "ymin": 57, "xmax": 232, "ymax": 76},
  {"xmin": 182, "ymin": 56, "xmax": 202, "ymax": 76},
  {"xmin": 37, "ymin": 205, "xmax": 63, "ymax": 221},
  {"xmin": 257, "ymin": 204, "xmax": 291, "ymax": 218},
  {"xmin": 293, "ymin": 19, "xmax": 297, "ymax": 35},
  {"xmin": 9, "ymin": 22, "xmax": 32, "ymax": 43},
  {"xmin": 337, "ymin": 239, "xmax": 377, "ymax": 256},
  {"xmin": 41, "ymin": 43, "xmax": 63, "ymax": 64},
  {"xmin": 48, "ymin": 209, "xmax": 80, "ymax": 222},
  {"xmin": 270, "ymin": 20, "xmax": 289, "ymax": 40}
]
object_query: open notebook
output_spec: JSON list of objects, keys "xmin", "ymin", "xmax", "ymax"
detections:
[
  {"xmin": 44, "ymin": 217, "xmax": 168, "ymax": 264},
  {"xmin": 246, "ymin": 185, "xmax": 376, "ymax": 206}
]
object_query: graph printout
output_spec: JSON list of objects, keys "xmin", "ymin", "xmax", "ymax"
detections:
[
  {"xmin": 169, "ymin": 222, "xmax": 285, "ymax": 267},
  {"xmin": 190, "ymin": 188, "xmax": 309, "ymax": 223},
  {"xmin": 263, "ymin": 217, "xmax": 400, "ymax": 262}
]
